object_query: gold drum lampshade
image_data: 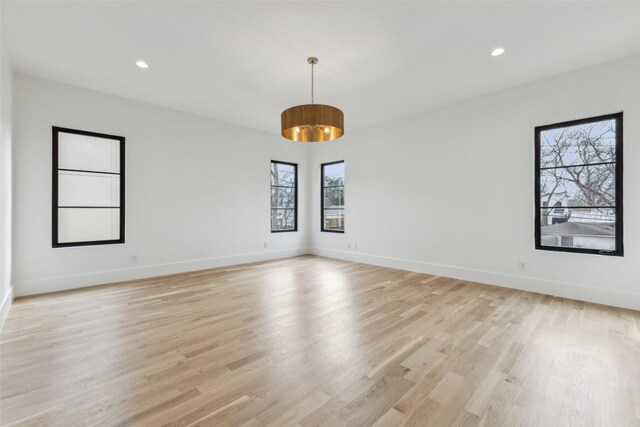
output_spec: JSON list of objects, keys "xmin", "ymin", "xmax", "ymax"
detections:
[
  {"xmin": 281, "ymin": 57, "xmax": 344, "ymax": 142},
  {"xmin": 281, "ymin": 104, "xmax": 344, "ymax": 142}
]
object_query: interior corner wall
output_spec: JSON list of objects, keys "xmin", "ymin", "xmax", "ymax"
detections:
[
  {"xmin": 12, "ymin": 74, "xmax": 310, "ymax": 296},
  {"xmin": 309, "ymin": 54, "xmax": 640, "ymax": 311},
  {"xmin": 1, "ymin": 2, "xmax": 15, "ymax": 328}
]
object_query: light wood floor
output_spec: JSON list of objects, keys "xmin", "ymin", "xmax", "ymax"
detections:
[{"xmin": 1, "ymin": 255, "xmax": 639, "ymax": 426}]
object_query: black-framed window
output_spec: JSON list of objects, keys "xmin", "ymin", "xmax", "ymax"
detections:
[
  {"xmin": 52, "ymin": 127, "xmax": 125, "ymax": 247},
  {"xmin": 271, "ymin": 161, "xmax": 297, "ymax": 232},
  {"xmin": 321, "ymin": 161, "xmax": 344, "ymax": 233},
  {"xmin": 535, "ymin": 113, "xmax": 623, "ymax": 256}
]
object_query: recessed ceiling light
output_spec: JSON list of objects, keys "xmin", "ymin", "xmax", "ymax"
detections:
[
  {"xmin": 136, "ymin": 60, "xmax": 149, "ymax": 69},
  {"xmin": 491, "ymin": 47, "xmax": 505, "ymax": 57}
]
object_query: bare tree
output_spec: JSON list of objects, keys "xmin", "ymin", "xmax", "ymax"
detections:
[{"xmin": 540, "ymin": 121, "xmax": 615, "ymax": 211}]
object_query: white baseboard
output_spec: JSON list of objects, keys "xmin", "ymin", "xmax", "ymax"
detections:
[
  {"xmin": 15, "ymin": 248, "xmax": 310, "ymax": 297},
  {"xmin": 311, "ymin": 248, "xmax": 640, "ymax": 311},
  {"xmin": 12, "ymin": 246, "xmax": 640, "ymax": 312},
  {"xmin": 0, "ymin": 286, "xmax": 13, "ymax": 330}
]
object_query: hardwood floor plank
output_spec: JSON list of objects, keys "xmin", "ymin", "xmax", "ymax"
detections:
[{"xmin": 1, "ymin": 255, "xmax": 639, "ymax": 426}]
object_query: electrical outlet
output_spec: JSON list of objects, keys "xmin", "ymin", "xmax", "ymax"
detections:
[
  {"xmin": 518, "ymin": 261, "xmax": 526, "ymax": 271},
  {"xmin": 130, "ymin": 255, "xmax": 138, "ymax": 263},
  {"xmin": 264, "ymin": 242, "xmax": 268, "ymax": 249},
  {"xmin": 347, "ymin": 242, "xmax": 352, "ymax": 249}
]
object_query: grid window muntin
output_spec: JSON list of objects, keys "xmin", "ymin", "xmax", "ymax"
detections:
[
  {"xmin": 321, "ymin": 161, "xmax": 345, "ymax": 233},
  {"xmin": 271, "ymin": 160, "xmax": 298, "ymax": 232},
  {"xmin": 52, "ymin": 126, "xmax": 125, "ymax": 247},
  {"xmin": 534, "ymin": 113, "xmax": 623, "ymax": 256}
]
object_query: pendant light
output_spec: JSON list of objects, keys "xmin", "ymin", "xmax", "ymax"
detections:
[{"xmin": 281, "ymin": 57, "xmax": 344, "ymax": 142}]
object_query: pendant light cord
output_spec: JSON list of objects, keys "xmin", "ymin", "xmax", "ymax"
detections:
[{"xmin": 311, "ymin": 61, "xmax": 315, "ymax": 104}]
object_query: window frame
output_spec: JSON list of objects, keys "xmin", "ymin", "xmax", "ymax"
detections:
[
  {"xmin": 270, "ymin": 160, "xmax": 298, "ymax": 233},
  {"xmin": 321, "ymin": 160, "xmax": 345, "ymax": 234},
  {"xmin": 534, "ymin": 112, "xmax": 623, "ymax": 256},
  {"xmin": 52, "ymin": 126, "xmax": 126, "ymax": 248}
]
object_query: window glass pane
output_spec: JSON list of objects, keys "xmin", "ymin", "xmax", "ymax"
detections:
[
  {"xmin": 322, "ymin": 162, "xmax": 345, "ymax": 232},
  {"xmin": 58, "ymin": 208, "xmax": 120, "ymax": 243},
  {"xmin": 540, "ymin": 208, "xmax": 615, "ymax": 251},
  {"xmin": 58, "ymin": 133, "xmax": 120, "ymax": 173},
  {"xmin": 323, "ymin": 186, "xmax": 344, "ymax": 208},
  {"xmin": 271, "ymin": 187, "xmax": 296, "ymax": 209},
  {"xmin": 539, "ymin": 119, "xmax": 616, "ymax": 168},
  {"xmin": 323, "ymin": 209, "xmax": 344, "ymax": 231},
  {"xmin": 323, "ymin": 163, "xmax": 344, "ymax": 187},
  {"xmin": 58, "ymin": 171, "xmax": 120, "ymax": 207},
  {"xmin": 271, "ymin": 162, "xmax": 296, "ymax": 187},
  {"xmin": 270, "ymin": 161, "xmax": 297, "ymax": 232},
  {"xmin": 540, "ymin": 164, "xmax": 615, "ymax": 208},
  {"xmin": 271, "ymin": 209, "xmax": 295, "ymax": 231},
  {"xmin": 536, "ymin": 114, "xmax": 621, "ymax": 255}
]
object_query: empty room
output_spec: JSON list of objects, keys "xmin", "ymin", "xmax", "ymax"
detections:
[{"xmin": 1, "ymin": 1, "xmax": 639, "ymax": 426}]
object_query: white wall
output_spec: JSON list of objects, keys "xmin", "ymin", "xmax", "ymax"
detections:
[
  {"xmin": 310, "ymin": 54, "xmax": 640, "ymax": 311},
  {"xmin": 11, "ymin": 54, "xmax": 640, "ymax": 311},
  {"xmin": 0, "ymin": 2, "xmax": 14, "ymax": 328},
  {"xmin": 13, "ymin": 74, "xmax": 310, "ymax": 296}
]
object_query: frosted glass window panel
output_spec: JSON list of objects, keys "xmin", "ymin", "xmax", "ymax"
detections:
[
  {"xmin": 57, "ymin": 208, "xmax": 120, "ymax": 243},
  {"xmin": 58, "ymin": 171, "xmax": 120, "ymax": 207},
  {"xmin": 53, "ymin": 127, "xmax": 125, "ymax": 247},
  {"xmin": 58, "ymin": 133, "xmax": 120, "ymax": 173}
]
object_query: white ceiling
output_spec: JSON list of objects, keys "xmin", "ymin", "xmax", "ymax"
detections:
[{"xmin": 4, "ymin": 1, "xmax": 640, "ymax": 134}]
